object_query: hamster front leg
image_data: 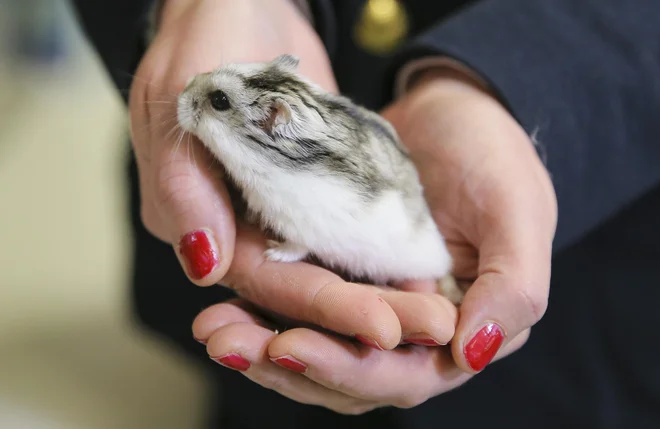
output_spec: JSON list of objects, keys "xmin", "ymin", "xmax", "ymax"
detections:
[
  {"xmin": 264, "ymin": 240, "xmax": 310, "ymax": 262},
  {"xmin": 437, "ymin": 275, "xmax": 465, "ymax": 306}
]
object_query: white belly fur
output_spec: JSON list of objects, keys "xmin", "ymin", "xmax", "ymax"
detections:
[{"xmin": 242, "ymin": 170, "xmax": 452, "ymax": 283}]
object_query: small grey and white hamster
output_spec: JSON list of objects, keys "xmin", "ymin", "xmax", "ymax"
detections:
[{"xmin": 177, "ymin": 54, "xmax": 463, "ymax": 305}]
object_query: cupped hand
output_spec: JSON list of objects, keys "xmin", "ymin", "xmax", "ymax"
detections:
[
  {"xmin": 129, "ymin": 0, "xmax": 453, "ymax": 351},
  {"xmin": 192, "ymin": 67, "xmax": 557, "ymax": 413},
  {"xmin": 382, "ymin": 68, "xmax": 557, "ymax": 373}
]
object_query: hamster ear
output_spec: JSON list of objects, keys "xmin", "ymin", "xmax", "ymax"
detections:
[
  {"xmin": 263, "ymin": 98, "xmax": 293, "ymax": 135},
  {"xmin": 271, "ymin": 54, "xmax": 300, "ymax": 72}
]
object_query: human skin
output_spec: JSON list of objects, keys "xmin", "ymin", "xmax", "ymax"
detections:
[{"xmin": 130, "ymin": 0, "xmax": 557, "ymax": 414}]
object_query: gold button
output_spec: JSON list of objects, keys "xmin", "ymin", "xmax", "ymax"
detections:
[{"xmin": 354, "ymin": 0, "xmax": 409, "ymax": 55}]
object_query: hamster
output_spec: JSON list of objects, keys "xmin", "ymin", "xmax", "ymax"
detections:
[{"xmin": 177, "ymin": 54, "xmax": 464, "ymax": 305}]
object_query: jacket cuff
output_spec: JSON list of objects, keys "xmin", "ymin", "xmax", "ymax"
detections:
[
  {"xmin": 388, "ymin": 1, "xmax": 566, "ymax": 137},
  {"xmin": 393, "ymin": 56, "xmax": 490, "ymax": 98}
]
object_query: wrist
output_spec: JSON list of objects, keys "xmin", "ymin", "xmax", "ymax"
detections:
[
  {"xmin": 394, "ymin": 55, "xmax": 498, "ymax": 102},
  {"xmin": 409, "ymin": 65, "xmax": 494, "ymax": 99},
  {"xmin": 151, "ymin": 0, "xmax": 311, "ymax": 39}
]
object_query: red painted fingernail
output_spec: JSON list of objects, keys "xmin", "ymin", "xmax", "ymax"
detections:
[
  {"xmin": 464, "ymin": 323, "xmax": 504, "ymax": 372},
  {"xmin": 194, "ymin": 336, "xmax": 207, "ymax": 345},
  {"xmin": 404, "ymin": 335, "xmax": 444, "ymax": 347},
  {"xmin": 179, "ymin": 229, "xmax": 218, "ymax": 280},
  {"xmin": 270, "ymin": 355, "xmax": 307, "ymax": 373},
  {"xmin": 211, "ymin": 353, "xmax": 250, "ymax": 371},
  {"xmin": 355, "ymin": 334, "xmax": 384, "ymax": 350}
]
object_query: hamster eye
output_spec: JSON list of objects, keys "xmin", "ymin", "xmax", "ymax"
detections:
[{"xmin": 209, "ymin": 90, "xmax": 231, "ymax": 111}]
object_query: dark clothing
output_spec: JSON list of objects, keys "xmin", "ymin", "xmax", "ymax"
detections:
[{"xmin": 71, "ymin": 1, "xmax": 660, "ymax": 428}]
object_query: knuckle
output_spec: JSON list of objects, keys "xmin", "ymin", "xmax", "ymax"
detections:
[
  {"xmin": 153, "ymin": 166, "xmax": 196, "ymax": 216},
  {"xmin": 516, "ymin": 283, "xmax": 549, "ymax": 324},
  {"xmin": 309, "ymin": 280, "xmax": 337, "ymax": 327}
]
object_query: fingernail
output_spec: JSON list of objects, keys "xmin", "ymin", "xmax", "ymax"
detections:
[
  {"xmin": 194, "ymin": 336, "xmax": 207, "ymax": 345},
  {"xmin": 179, "ymin": 229, "xmax": 219, "ymax": 280},
  {"xmin": 355, "ymin": 334, "xmax": 384, "ymax": 350},
  {"xmin": 403, "ymin": 334, "xmax": 445, "ymax": 347},
  {"xmin": 211, "ymin": 353, "xmax": 250, "ymax": 371},
  {"xmin": 270, "ymin": 355, "xmax": 307, "ymax": 373},
  {"xmin": 464, "ymin": 322, "xmax": 504, "ymax": 372}
]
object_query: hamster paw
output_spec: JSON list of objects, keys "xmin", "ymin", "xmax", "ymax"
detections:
[
  {"xmin": 436, "ymin": 275, "xmax": 465, "ymax": 306},
  {"xmin": 264, "ymin": 240, "xmax": 309, "ymax": 263}
]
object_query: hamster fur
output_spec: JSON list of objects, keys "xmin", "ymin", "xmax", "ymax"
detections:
[{"xmin": 177, "ymin": 54, "xmax": 463, "ymax": 304}]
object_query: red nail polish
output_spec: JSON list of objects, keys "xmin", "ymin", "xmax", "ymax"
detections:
[
  {"xmin": 404, "ymin": 335, "xmax": 444, "ymax": 346},
  {"xmin": 211, "ymin": 353, "xmax": 250, "ymax": 371},
  {"xmin": 270, "ymin": 355, "xmax": 307, "ymax": 373},
  {"xmin": 355, "ymin": 334, "xmax": 384, "ymax": 350},
  {"xmin": 464, "ymin": 323, "xmax": 504, "ymax": 372},
  {"xmin": 179, "ymin": 230, "xmax": 218, "ymax": 280}
]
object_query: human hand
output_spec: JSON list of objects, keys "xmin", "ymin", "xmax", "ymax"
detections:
[
  {"xmin": 129, "ymin": 0, "xmax": 452, "ymax": 351},
  {"xmin": 130, "ymin": 0, "xmax": 336, "ymax": 266},
  {"xmin": 191, "ymin": 67, "xmax": 557, "ymax": 413},
  {"xmin": 383, "ymin": 67, "xmax": 558, "ymax": 373}
]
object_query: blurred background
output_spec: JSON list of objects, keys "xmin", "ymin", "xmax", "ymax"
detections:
[{"xmin": 0, "ymin": 1, "xmax": 210, "ymax": 428}]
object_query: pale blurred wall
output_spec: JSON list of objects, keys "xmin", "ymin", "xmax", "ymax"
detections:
[{"xmin": 0, "ymin": 2, "xmax": 209, "ymax": 428}]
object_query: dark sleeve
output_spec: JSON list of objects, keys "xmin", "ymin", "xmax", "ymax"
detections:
[
  {"xmin": 70, "ymin": 0, "xmax": 155, "ymax": 99},
  {"xmin": 390, "ymin": 0, "xmax": 660, "ymax": 253}
]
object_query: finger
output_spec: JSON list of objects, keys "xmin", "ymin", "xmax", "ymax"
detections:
[
  {"xmin": 222, "ymin": 224, "xmax": 403, "ymax": 350},
  {"xmin": 267, "ymin": 327, "xmax": 529, "ymax": 408},
  {"xmin": 395, "ymin": 279, "xmax": 437, "ymax": 293},
  {"xmin": 377, "ymin": 291, "xmax": 457, "ymax": 346},
  {"xmin": 153, "ymin": 133, "xmax": 237, "ymax": 286},
  {"xmin": 206, "ymin": 323, "xmax": 380, "ymax": 414},
  {"xmin": 127, "ymin": 80, "xmax": 169, "ymax": 243},
  {"xmin": 268, "ymin": 328, "xmax": 472, "ymax": 408},
  {"xmin": 130, "ymin": 71, "xmax": 237, "ymax": 287},
  {"xmin": 450, "ymin": 204, "xmax": 553, "ymax": 374},
  {"xmin": 192, "ymin": 298, "xmax": 275, "ymax": 343}
]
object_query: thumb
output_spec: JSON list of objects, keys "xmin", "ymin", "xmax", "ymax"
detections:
[
  {"xmin": 451, "ymin": 218, "xmax": 553, "ymax": 374},
  {"xmin": 151, "ymin": 136, "xmax": 237, "ymax": 286},
  {"xmin": 128, "ymin": 63, "xmax": 237, "ymax": 287}
]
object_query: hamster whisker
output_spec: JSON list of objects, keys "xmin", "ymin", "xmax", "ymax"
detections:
[
  {"xmin": 163, "ymin": 121, "xmax": 184, "ymax": 141},
  {"xmin": 169, "ymin": 127, "xmax": 186, "ymax": 162},
  {"xmin": 187, "ymin": 133, "xmax": 194, "ymax": 173},
  {"xmin": 187, "ymin": 132, "xmax": 199, "ymax": 171},
  {"xmin": 131, "ymin": 114, "xmax": 179, "ymax": 138}
]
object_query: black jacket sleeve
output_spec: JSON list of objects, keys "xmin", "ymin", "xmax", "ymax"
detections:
[
  {"xmin": 391, "ymin": 0, "xmax": 660, "ymax": 253},
  {"xmin": 70, "ymin": 0, "xmax": 155, "ymax": 97}
]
